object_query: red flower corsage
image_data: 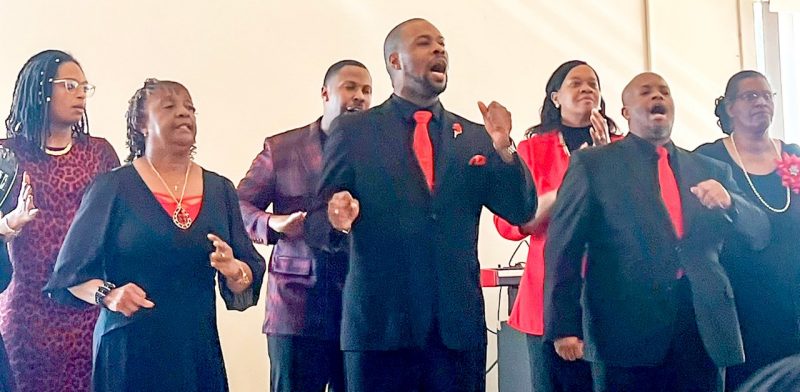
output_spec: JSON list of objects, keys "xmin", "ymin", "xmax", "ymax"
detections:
[
  {"xmin": 776, "ymin": 152, "xmax": 800, "ymax": 194},
  {"xmin": 452, "ymin": 123, "xmax": 463, "ymax": 139}
]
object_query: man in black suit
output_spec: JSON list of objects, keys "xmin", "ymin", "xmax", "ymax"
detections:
[
  {"xmin": 315, "ymin": 18, "xmax": 537, "ymax": 392},
  {"xmin": 543, "ymin": 72, "xmax": 770, "ymax": 392}
]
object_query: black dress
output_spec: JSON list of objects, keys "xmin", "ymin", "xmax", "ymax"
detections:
[
  {"xmin": 43, "ymin": 164, "xmax": 266, "ymax": 392},
  {"xmin": 695, "ymin": 139, "xmax": 800, "ymax": 390},
  {"xmin": 0, "ymin": 242, "xmax": 12, "ymax": 392}
]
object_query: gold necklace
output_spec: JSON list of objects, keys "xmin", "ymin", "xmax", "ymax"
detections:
[
  {"xmin": 146, "ymin": 158, "xmax": 194, "ymax": 229},
  {"xmin": 729, "ymin": 133, "xmax": 790, "ymax": 213},
  {"xmin": 45, "ymin": 142, "xmax": 72, "ymax": 156}
]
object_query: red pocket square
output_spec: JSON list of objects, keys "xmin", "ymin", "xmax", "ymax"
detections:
[{"xmin": 469, "ymin": 155, "xmax": 487, "ymax": 166}]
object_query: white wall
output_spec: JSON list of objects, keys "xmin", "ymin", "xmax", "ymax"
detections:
[{"xmin": 0, "ymin": 1, "xmax": 754, "ymax": 390}]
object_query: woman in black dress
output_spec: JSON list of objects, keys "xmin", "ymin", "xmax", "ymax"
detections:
[
  {"xmin": 694, "ymin": 70, "xmax": 800, "ymax": 391},
  {"xmin": 44, "ymin": 79, "xmax": 266, "ymax": 391}
]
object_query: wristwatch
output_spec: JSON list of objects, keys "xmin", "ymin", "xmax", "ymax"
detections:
[
  {"xmin": 494, "ymin": 138, "xmax": 517, "ymax": 155},
  {"xmin": 95, "ymin": 281, "xmax": 116, "ymax": 308}
]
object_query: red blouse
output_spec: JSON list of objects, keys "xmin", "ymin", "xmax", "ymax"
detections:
[{"xmin": 152, "ymin": 192, "xmax": 203, "ymax": 222}]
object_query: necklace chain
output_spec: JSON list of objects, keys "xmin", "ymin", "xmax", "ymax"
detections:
[
  {"xmin": 146, "ymin": 158, "xmax": 194, "ymax": 228},
  {"xmin": 729, "ymin": 133, "xmax": 790, "ymax": 213}
]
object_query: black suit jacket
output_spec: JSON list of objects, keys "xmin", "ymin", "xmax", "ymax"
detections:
[
  {"xmin": 544, "ymin": 134, "xmax": 769, "ymax": 367},
  {"xmin": 316, "ymin": 95, "xmax": 537, "ymax": 351}
]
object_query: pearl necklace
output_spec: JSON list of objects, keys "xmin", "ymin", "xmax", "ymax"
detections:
[
  {"xmin": 729, "ymin": 133, "xmax": 790, "ymax": 213},
  {"xmin": 146, "ymin": 158, "xmax": 194, "ymax": 229}
]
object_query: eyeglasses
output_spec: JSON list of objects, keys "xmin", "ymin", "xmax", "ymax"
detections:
[
  {"xmin": 735, "ymin": 91, "xmax": 776, "ymax": 103},
  {"xmin": 52, "ymin": 79, "xmax": 96, "ymax": 97}
]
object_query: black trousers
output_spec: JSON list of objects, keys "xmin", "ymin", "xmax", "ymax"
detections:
[
  {"xmin": 344, "ymin": 330, "xmax": 485, "ymax": 392},
  {"xmin": 527, "ymin": 334, "xmax": 593, "ymax": 392},
  {"xmin": 267, "ymin": 334, "xmax": 344, "ymax": 392},
  {"xmin": 591, "ymin": 279, "xmax": 724, "ymax": 392}
]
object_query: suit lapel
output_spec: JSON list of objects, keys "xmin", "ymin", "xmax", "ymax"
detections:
[
  {"xmin": 298, "ymin": 123, "xmax": 323, "ymax": 177},
  {"xmin": 375, "ymin": 102, "xmax": 432, "ymax": 198},
  {"xmin": 620, "ymin": 137, "xmax": 677, "ymax": 239},
  {"xmin": 433, "ymin": 112, "xmax": 458, "ymax": 195},
  {"xmin": 673, "ymin": 149, "xmax": 703, "ymax": 235}
]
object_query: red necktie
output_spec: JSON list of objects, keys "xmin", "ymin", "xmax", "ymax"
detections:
[
  {"xmin": 413, "ymin": 110, "xmax": 434, "ymax": 191},
  {"xmin": 656, "ymin": 146, "xmax": 684, "ymax": 239}
]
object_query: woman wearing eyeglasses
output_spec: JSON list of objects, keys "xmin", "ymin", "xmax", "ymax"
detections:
[
  {"xmin": 44, "ymin": 78, "xmax": 265, "ymax": 391},
  {"xmin": 0, "ymin": 50, "xmax": 119, "ymax": 391},
  {"xmin": 695, "ymin": 70, "xmax": 800, "ymax": 391}
]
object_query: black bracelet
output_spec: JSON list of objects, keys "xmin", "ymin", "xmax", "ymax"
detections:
[{"xmin": 94, "ymin": 281, "xmax": 116, "ymax": 308}]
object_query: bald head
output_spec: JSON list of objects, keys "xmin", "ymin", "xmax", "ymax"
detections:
[
  {"xmin": 620, "ymin": 72, "xmax": 675, "ymax": 145},
  {"xmin": 383, "ymin": 18, "xmax": 428, "ymax": 71},
  {"xmin": 622, "ymin": 72, "xmax": 666, "ymax": 106}
]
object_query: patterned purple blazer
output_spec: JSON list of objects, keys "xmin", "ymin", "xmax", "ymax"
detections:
[{"xmin": 237, "ymin": 118, "xmax": 346, "ymax": 339}]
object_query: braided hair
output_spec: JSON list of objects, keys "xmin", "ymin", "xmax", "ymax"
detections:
[
  {"xmin": 5, "ymin": 50, "xmax": 89, "ymax": 154},
  {"xmin": 125, "ymin": 78, "xmax": 195, "ymax": 162},
  {"xmin": 526, "ymin": 60, "xmax": 617, "ymax": 138},
  {"xmin": 714, "ymin": 70, "xmax": 768, "ymax": 135}
]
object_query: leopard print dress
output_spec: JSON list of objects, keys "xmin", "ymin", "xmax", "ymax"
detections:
[{"xmin": 0, "ymin": 137, "xmax": 118, "ymax": 392}]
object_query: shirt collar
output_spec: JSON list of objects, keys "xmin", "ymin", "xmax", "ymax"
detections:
[
  {"xmin": 309, "ymin": 117, "xmax": 328, "ymax": 146},
  {"xmin": 389, "ymin": 94, "xmax": 445, "ymax": 125},
  {"xmin": 627, "ymin": 132, "xmax": 677, "ymax": 158},
  {"xmin": 310, "ymin": 116, "xmax": 323, "ymax": 135}
]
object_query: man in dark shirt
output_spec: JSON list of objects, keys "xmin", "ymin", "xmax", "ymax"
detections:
[
  {"xmin": 544, "ymin": 72, "xmax": 769, "ymax": 392},
  {"xmin": 316, "ymin": 18, "xmax": 537, "ymax": 392},
  {"xmin": 237, "ymin": 60, "xmax": 372, "ymax": 392}
]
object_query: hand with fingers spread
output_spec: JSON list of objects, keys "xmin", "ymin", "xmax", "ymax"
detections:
[
  {"xmin": 102, "ymin": 283, "xmax": 155, "ymax": 318},
  {"xmin": 691, "ymin": 179, "xmax": 732, "ymax": 210},
  {"xmin": 268, "ymin": 211, "xmax": 307, "ymax": 238},
  {"xmin": 328, "ymin": 191, "xmax": 359, "ymax": 232},
  {"xmin": 589, "ymin": 108, "xmax": 611, "ymax": 147},
  {"xmin": 554, "ymin": 336, "xmax": 585, "ymax": 361},
  {"xmin": 5, "ymin": 172, "xmax": 39, "ymax": 232}
]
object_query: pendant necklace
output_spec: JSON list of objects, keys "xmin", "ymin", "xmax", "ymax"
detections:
[{"xmin": 146, "ymin": 158, "xmax": 194, "ymax": 229}]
